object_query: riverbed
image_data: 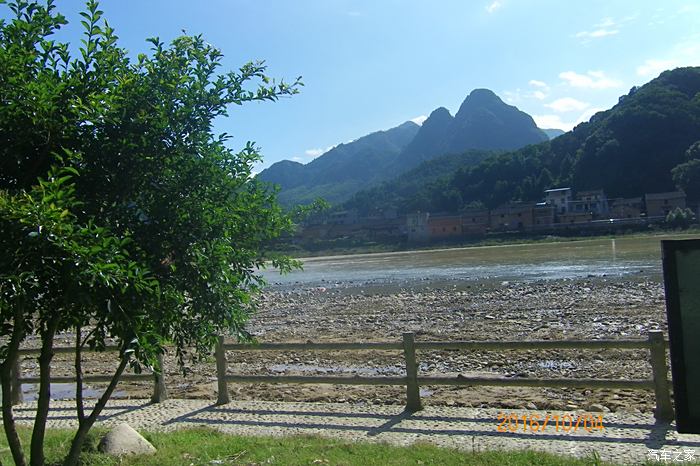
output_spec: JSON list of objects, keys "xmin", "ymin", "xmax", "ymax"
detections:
[
  {"xmin": 261, "ymin": 234, "xmax": 699, "ymax": 291},
  {"xmin": 16, "ymin": 233, "xmax": 700, "ymax": 412}
]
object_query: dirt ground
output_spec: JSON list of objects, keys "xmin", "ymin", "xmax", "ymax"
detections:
[{"xmin": 18, "ymin": 277, "xmax": 671, "ymax": 415}]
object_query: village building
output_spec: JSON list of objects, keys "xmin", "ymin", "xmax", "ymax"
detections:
[
  {"xmin": 544, "ymin": 188, "xmax": 572, "ymax": 214},
  {"xmin": 533, "ymin": 203, "xmax": 555, "ymax": 228},
  {"xmin": 570, "ymin": 189, "xmax": 609, "ymax": 217},
  {"xmin": 362, "ymin": 217, "xmax": 405, "ymax": 240},
  {"xmin": 609, "ymin": 197, "xmax": 643, "ymax": 219},
  {"xmin": 558, "ymin": 211, "xmax": 594, "ymax": 224},
  {"xmin": 428, "ymin": 214, "xmax": 463, "ymax": 239},
  {"xmin": 461, "ymin": 208, "xmax": 490, "ymax": 235},
  {"xmin": 327, "ymin": 209, "xmax": 359, "ymax": 225},
  {"xmin": 644, "ymin": 191, "xmax": 687, "ymax": 218},
  {"xmin": 406, "ymin": 212, "xmax": 430, "ymax": 242},
  {"xmin": 489, "ymin": 203, "xmax": 535, "ymax": 231}
]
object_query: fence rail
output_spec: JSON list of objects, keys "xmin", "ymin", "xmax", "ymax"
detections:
[
  {"xmin": 10, "ymin": 350, "xmax": 166, "ymax": 405},
  {"xmin": 10, "ymin": 331, "xmax": 674, "ymax": 421},
  {"xmin": 215, "ymin": 330, "xmax": 674, "ymax": 421}
]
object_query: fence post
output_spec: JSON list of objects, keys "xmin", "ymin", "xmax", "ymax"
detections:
[
  {"xmin": 648, "ymin": 330, "xmax": 674, "ymax": 422},
  {"xmin": 151, "ymin": 352, "xmax": 168, "ymax": 403},
  {"xmin": 403, "ymin": 332, "xmax": 422, "ymax": 412},
  {"xmin": 215, "ymin": 336, "xmax": 230, "ymax": 405},
  {"xmin": 11, "ymin": 357, "xmax": 23, "ymax": 405}
]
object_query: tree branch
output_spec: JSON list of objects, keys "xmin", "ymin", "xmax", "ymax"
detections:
[
  {"xmin": 0, "ymin": 305, "xmax": 28, "ymax": 466},
  {"xmin": 30, "ymin": 317, "xmax": 60, "ymax": 466},
  {"xmin": 74, "ymin": 325, "xmax": 85, "ymax": 424},
  {"xmin": 63, "ymin": 352, "xmax": 130, "ymax": 466}
]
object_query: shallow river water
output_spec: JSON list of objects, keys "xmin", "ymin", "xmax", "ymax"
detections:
[{"xmin": 261, "ymin": 234, "xmax": 700, "ymax": 290}]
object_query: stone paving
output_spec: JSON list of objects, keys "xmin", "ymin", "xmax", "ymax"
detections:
[{"xmin": 10, "ymin": 399, "xmax": 700, "ymax": 464}]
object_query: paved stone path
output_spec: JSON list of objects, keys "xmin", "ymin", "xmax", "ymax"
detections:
[{"xmin": 10, "ymin": 399, "xmax": 700, "ymax": 464}]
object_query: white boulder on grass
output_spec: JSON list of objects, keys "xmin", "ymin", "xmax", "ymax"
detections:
[{"xmin": 98, "ymin": 423, "xmax": 157, "ymax": 456}]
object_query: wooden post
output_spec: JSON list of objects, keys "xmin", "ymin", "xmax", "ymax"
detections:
[
  {"xmin": 648, "ymin": 331, "xmax": 674, "ymax": 422},
  {"xmin": 11, "ymin": 357, "xmax": 23, "ymax": 405},
  {"xmin": 403, "ymin": 332, "xmax": 422, "ymax": 412},
  {"xmin": 215, "ymin": 336, "xmax": 230, "ymax": 405},
  {"xmin": 151, "ymin": 352, "xmax": 168, "ymax": 403}
]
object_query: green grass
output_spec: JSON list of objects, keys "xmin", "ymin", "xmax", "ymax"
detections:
[
  {"xmin": 0, "ymin": 426, "xmax": 632, "ymax": 465},
  {"xmin": 279, "ymin": 227, "xmax": 700, "ymax": 258}
]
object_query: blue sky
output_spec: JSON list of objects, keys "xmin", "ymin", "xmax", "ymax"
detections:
[{"xmin": 3, "ymin": 1, "xmax": 699, "ymax": 172}]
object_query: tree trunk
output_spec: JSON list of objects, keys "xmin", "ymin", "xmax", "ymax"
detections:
[
  {"xmin": 63, "ymin": 355, "xmax": 129, "ymax": 466},
  {"xmin": 74, "ymin": 326, "xmax": 85, "ymax": 423},
  {"xmin": 0, "ymin": 307, "xmax": 28, "ymax": 466},
  {"xmin": 30, "ymin": 319, "xmax": 59, "ymax": 466}
]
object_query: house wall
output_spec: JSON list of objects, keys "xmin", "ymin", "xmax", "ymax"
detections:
[
  {"xmin": 489, "ymin": 205, "xmax": 535, "ymax": 231},
  {"xmin": 406, "ymin": 212, "xmax": 430, "ymax": 242},
  {"xmin": 645, "ymin": 192, "xmax": 686, "ymax": 217},
  {"xmin": 609, "ymin": 198, "xmax": 643, "ymax": 219},
  {"xmin": 429, "ymin": 216, "xmax": 462, "ymax": 238},
  {"xmin": 461, "ymin": 209, "xmax": 490, "ymax": 235}
]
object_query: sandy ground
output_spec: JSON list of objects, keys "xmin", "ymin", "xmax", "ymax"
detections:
[{"xmin": 18, "ymin": 278, "xmax": 670, "ymax": 415}]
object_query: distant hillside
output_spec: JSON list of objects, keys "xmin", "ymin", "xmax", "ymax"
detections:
[
  {"xmin": 542, "ymin": 128, "xmax": 566, "ymax": 139},
  {"xmin": 397, "ymin": 89, "xmax": 548, "ymax": 170},
  {"xmin": 259, "ymin": 89, "xmax": 548, "ymax": 207},
  {"xmin": 431, "ymin": 67, "xmax": 700, "ymax": 210},
  {"xmin": 258, "ymin": 122, "xmax": 419, "ymax": 206},
  {"xmin": 343, "ymin": 150, "xmax": 498, "ymax": 215}
]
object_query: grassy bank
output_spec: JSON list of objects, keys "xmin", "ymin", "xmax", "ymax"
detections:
[
  {"xmin": 278, "ymin": 227, "xmax": 700, "ymax": 258},
  {"xmin": 0, "ymin": 427, "xmax": 626, "ymax": 465}
]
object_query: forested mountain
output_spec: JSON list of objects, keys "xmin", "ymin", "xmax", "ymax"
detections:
[
  {"xmin": 343, "ymin": 150, "xmax": 498, "ymax": 215},
  {"xmin": 542, "ymin": 128, "xmax": 566, "ymax": 139},
  {"xmin": 258, "ymin": 121, "xmax": 419, "ymax": 206},
  {"xmin": 346, "ymin": 67, "xmax": 700, "ymax": 213},
  {"xmin": 259, "ymin": 89, "xmax": 547, "ymax": 207}
]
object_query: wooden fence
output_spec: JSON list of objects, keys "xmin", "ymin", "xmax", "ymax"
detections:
[
  {"xmin": 10, "ymin": 346, "xmax": 167, "ymax": 405},
  {"xmin": 10, "ymin": 330, "xmax": 674, "ymax": 421}
]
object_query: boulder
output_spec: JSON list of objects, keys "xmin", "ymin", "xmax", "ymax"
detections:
[{"xmin": 98, "ymin": 423, "xmax": 156, "ymax": 456}]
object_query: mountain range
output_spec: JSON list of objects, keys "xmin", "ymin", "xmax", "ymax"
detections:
[
  {"xmin": 258, "ymin": 89, "xmax": 550, "ymax": 206},
  {"xmin": 261, "ymin": 67, "xmax": 700, "ymax": 216},
  {"xmin": 344, "ymin": 66, "xmax": 700, "ymax": 214}
]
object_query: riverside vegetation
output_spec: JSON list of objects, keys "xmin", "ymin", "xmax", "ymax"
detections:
[
  {"xmin": 0, "ymin": 427, "xmax": 621, "ymax": 466},
  {"xmin": 3, "ymin": 1, "xmax": 700, "ymax": 466},
  {"xmin": 0, "ymin": 0, "xmax": 301, "ymax": 464}
]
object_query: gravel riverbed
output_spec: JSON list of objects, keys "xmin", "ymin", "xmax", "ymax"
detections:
[{"xmin": 19, "ymin": 278, "xmax": 670, "ymax": 415}]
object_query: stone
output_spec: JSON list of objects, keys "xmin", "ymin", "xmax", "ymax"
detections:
[
  {"xmin": 587, "ymin": 403, "xmax": 610, "ymax": 413},
  {"xmin": 98, "ymin": 423, "xmax": 156, "ymax": 456}
]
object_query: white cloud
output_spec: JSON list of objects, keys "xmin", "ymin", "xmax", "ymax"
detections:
[
  {"xmin": 503, "ymin": 89, "xmax": 522, "ymax": 103},
  {"xmin": 575, "ymin": 107, "xmax": 606, "ymax": 125},
  {"xmin": 636, "ymin": 40, "xmax": 700, "ymax": 78},
  {"xmin": 485, "ymin": 1, "xmax": 501, "ymax": 14},
  {"xmin": 576, "ymin": 28, "xmax": 620, "ymax": 39},
  {"xmin": 576, "ymin": 28, "xmax": 619, "ymax": 39},
  {"xmin": 528, "ymin": 80, "xmax": 548, "ymax": 89},
  {"xmin": 636, "ymin": 59, "xmax": 677, "ymax": 77},
  {"xmin": 532, "ymin": 90, "xmax": 547, "ymax": 100},
  {"xmin": 532, "ymin": 114, "xmax": 576, "ymax": 132},
  {"xmin": 559, "ymin": 70, "xmax": 622, "ymax": 89},
  {"xmin": 534, "ymin": 107, "xmax": 605, "ymax": 132},
  {"xmin": 574, "ymin": 16, "xmax": 636, "ymax": 42},
  {"xmin": 410, "ymin": 115, "xmax": 427, "ymax": 125},
  {"xmin": 596, "ymin": 17, "xmax": 616, "ymax": 28},
  {"xmin": 292, "ymin": 156, "xmax": 303, "ymax": 162},
  {"xmin": 303, "ymin": 145, "xmax": 336, "ymax": 159},
  {"xmin": 545, "ymin": 97, "xmax": 590, "ymax": 113},
  {"xmin": 304, "ymin": 148, "xmax": 324, "ymax": 158}
]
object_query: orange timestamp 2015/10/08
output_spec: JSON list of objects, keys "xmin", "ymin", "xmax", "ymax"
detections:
[{"xmin": 496, "ymin": 412, "xmax": 605, "ymax": 434}]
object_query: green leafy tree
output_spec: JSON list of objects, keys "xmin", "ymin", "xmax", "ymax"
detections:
[
  {"xmin": 0, "ymin": 1, "xmax": 301, "ymax": 465},
  {"xmin": 672, "ymin": 141, "xmax": 700, "ymax": 201},
  {"xmin": 665, "ymin": 207, "xmax": 697, "ymax": 229}
]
